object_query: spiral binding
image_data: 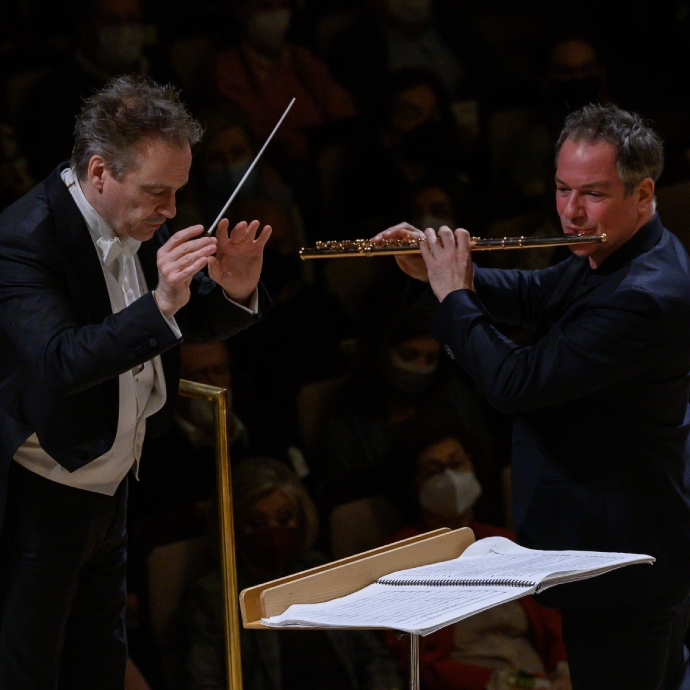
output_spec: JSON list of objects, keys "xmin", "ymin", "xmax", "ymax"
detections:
[{"xmin": 376, "ymin": 578, "xmax": 536, "ymax": 588}]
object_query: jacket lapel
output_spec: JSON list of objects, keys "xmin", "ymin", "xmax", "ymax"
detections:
[{"xmin": 45, "ymin": 165, "xmax": 112, "ymax": 321}]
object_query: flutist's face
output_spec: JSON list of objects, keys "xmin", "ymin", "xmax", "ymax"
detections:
[
  {"xmin": 555, "ymin": 137, "xmax": 655, "ymax": 268},
  {"xmin": 87, "ymin": 137, "xmax": 192, "ymax": 241}
]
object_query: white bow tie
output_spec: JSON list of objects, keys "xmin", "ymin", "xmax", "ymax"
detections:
[
  {"xmin": 96, "ymin": 236, "xmax": 141, "ymax": 266},
  {"xmin": 96, "ymin": 236, "xmax": 142, "ymax": 307}
]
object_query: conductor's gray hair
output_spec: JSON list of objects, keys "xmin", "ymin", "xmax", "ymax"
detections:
[
  {"xmin": 71, "ymin": 74, "xmax": 202, "ymax": 181},
  {"xmin": 232, "ymin": 457, "xmax": 319, "ymax": 551},
  {"xmin": 555, "ymin": 103, "xmax": 664, "ymax": 195}
]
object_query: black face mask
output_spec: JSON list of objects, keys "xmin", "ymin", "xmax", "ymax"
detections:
[
  {"xmin": 400, "ymin": 120, "xmax": 453, "ymax": 166},
  {"xmin": 548, "ymin": 76, "xmax": 604, "ymax": 120}
]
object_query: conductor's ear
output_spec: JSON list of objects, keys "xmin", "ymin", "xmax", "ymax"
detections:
[{"xmin": 87, "ymin": 155, "xmax": 108, "ymax": 192}]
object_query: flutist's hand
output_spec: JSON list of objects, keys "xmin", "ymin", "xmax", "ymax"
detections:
[
  {"xmin": 421, "ymin": 226, "xmax": 474, "ymax": 302},
  {"xmin": 372, "ymin": 222, "xmax": 428, "ymax": 282},
  {"xmin": 154, "ymin": 225, "xmax": 218, "ymax": 319},
  {"xmin": 208, "ymin": 218, "xmax": 272, "ymax": 305}
]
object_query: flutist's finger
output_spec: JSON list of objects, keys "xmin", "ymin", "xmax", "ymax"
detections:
[
  {"xmin": 437, "ymin": 226, "xmax": 456, "ymax": 255},
  {"xmin": 425, "ymin": 227, "xmax": 441, "ymax": 259},
  {"xmin": 372, "ymin": 222, "xmax": 424, "ymax": 244}
]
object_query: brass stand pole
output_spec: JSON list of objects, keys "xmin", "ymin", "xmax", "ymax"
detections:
[{"xmin": 178, "ymin": 380, "xmax": 243, "ymax": 690}]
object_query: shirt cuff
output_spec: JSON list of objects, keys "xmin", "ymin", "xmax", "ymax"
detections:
[
  {"xmin": 152, "ymin": 291, "xmax": 182, "ymax": 339},
  {"xmin": 223, "ymin": 287, "xmax": 259, "ymax": 315}
]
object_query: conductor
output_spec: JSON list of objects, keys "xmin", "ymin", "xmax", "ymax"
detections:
[
  {"xmin": 377, "ymin": 104, "xmax": 690, "ymax": 689},
  {"xmin": 0, "ymin": 75, "xmax": 271, "ymax": 688}
]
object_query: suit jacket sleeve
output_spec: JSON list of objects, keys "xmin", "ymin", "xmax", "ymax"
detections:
[
  {"xmin": 433, "ymin": 282, "xmax": 664, "ymax": 415},
  {"xmin": 0, "ymin": 220, "xmax": 181, "ymax": 396}
]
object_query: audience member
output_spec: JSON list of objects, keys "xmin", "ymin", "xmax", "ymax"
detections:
[
  {"xmin": 227, "ymin": 196, "xmax": 353, "ymax": 465},
  {"xmin": 321, "ymin": 292, "xmax": 491, "ymax": 481},
  {"xmin": 327, "ymin": 67, "xmax": 473, "ymax": 239},
  {"xmin": 327, "ymin": 0, "xmax": 466, "ymax": 114},
  {"xmin": 182, "ymin": 457, "xmax": 402, "ymax": 690},
  {"xmin": 384, "ymin": 422, "xmax": 571, "ymax": 690},
  {"xmin": 0, "ymin": 122, "xmax": 34, "ymax": 210},
  {"xmin": 17, "ymin": 0, "xmax": 160, "ymax": 180},
  {"xmin": 498, "ymin": 37, "xmax": 608, "ymax": 207},
  {"xmin": 128, "ymin": 340, "xmax": 250, "ymax": 526},
  {"xmin": 173, "ymin": 103, "xmax": 302, "ymax": 232},
  {"xmin": 212, "ymin": 0, "xmax": 357, "ymax": 169}
]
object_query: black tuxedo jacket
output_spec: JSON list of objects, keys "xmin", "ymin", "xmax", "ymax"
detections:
[
  {"xmin": 433, "ymin": 215, "xmax": 690, "ymax": 607},
  {"xmin": 0, "ymin": 165, "xmax": 264, "ymax": 528}
]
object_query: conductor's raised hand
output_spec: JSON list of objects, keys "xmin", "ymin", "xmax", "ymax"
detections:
[
  {"xmin": 420, "ymin": 226, "xmax": 474, "ymax": 303},
  {"xmin": 371, "ymin": 222, "xmax": 428, "ymax": 282},
  {"xmin": 154, "ymin": 225, "xmax": 217, "ymax": 319},
  {"xmin": 207, "ymin": 218, "xmax": 271, "ymax": 305}
]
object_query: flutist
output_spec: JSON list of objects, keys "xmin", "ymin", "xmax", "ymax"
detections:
[
  {"xmin": 377, "ymin": 104, "xmax": 690, "ymax": 690},
  {"xmin": 0, "ymin": 76, "xmax": 270, "ymax": 689}
]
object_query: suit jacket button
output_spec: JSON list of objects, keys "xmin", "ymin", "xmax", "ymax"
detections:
[
  {"xmin": 444, "ymin": 345, "xmax": 456, "ymax": 360},
  {"xmin": 149, "ymin": 338, "xmax": 158, "ymax": 348}
]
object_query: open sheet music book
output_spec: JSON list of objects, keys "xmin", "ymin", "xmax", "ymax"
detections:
[{"xmin": 262, "ymin": 537, "xmax": 653, "ymax": 636}]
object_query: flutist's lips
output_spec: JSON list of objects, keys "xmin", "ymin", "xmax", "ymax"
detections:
[{"xmin": 564, "ymin": 225, "xmax": 598, "ymax": 237}]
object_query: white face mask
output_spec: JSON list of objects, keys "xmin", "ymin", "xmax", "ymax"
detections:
[
  {"xmin": 245, "ymin": 8, "xmax": 291, "ymax": 54},
  {"xmin": 387, "ymin": 0, "xmax": 432, "ymax": 27},
  {"xmin": 419, "ymin": 468, "xmax": 482, "ymax": 518},
  {"xmin": 96, "ymin": 24, "xmax": 146, "ymax": 71}
]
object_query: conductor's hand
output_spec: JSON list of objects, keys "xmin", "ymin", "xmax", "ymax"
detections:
[
  {"xmin": 371, "ymin": 222, "xmax": 429, "ymax": 282},
  {"xmin": 421, "ymin": 226, "xmax": 474, "ymax": 302},
  {"xmin": 154, "ymin": 225, "xmax": 218, "ymax": 319},
  {"xmin": 208, "ymin": 218, "xmax": 271, "ymax": 305}
]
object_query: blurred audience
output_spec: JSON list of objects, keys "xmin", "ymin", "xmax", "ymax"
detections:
[
  {"xmin": 226, "ymin": 195, "xmax": 353, "ymax": 466},
  {"xmin": 15, "ymin": 0, "xmax": 173, "ymax": 180},
  {"xmin": 174, "ymin": 103, "xmax": 302, "ymax": 232},
  {"xmin": 320, "ymin": 292, "xmax": 492, "ymax": 481},
  {"xmin": 213, "ymin": 0, "xmax": 357, "ymax": 170},
  {"xmin": 182, "ymin": 457, "xmax": 402, "ymax": 690},
  {"xmin": 327, "ymin": 0, "xmax": 467, "ymax": 114},
  {"xmin": 128, "ymin": 340, "xmax": 250, "ymax": 526},
  {"xmin": 326, "ymin": 67, "xmax": 474, "ymax": 239},
  {"xmin": 384, "ymin": 422, "xmax": 570, "ymax": 690}
]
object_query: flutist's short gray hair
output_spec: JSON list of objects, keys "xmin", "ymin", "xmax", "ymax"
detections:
[
  {"xmin": 71, "ymin": 74, "xmax": 202, "ymax": 181},
  {"xmin": 555, "ymin": 103, "xmax": 664, "ymax": 195}
]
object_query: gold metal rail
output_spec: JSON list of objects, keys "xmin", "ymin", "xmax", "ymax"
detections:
[{"xmin": 178, "ymin": 379, "xmax": 242, "ymax": 690}]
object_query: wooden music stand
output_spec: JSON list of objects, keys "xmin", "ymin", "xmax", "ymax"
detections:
[{"xmin": 239, "ymin": 527, "xmax": 476, "ymax": 690}]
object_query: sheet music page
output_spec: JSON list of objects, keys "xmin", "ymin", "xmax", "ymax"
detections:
[
  {"xmin": 381, "ymin": 537, "xmax": 654, "ymax": 590},
  {"xmin": 263, "ymin": 581, "xmax": 534, "ymax": 635},
  {"xmin": 261, "ymin": 537, "xmax": 654, "ymax": 635}
]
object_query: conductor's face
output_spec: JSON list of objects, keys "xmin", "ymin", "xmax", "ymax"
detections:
[
  {"xmin": 555, "ymin": 137, "xmax": 655, "ymax": 268},
  {"xmin": 86, "ymin": 136, "xmax": 192, "ymax": 241}
]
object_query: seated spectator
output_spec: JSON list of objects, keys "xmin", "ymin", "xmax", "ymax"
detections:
[
  {"xmin": 128, "ymin": 340, "xmax": 250, "ymax": 525},
  {"xmin": 327, "ymin": 67, "xmax": 474, "ymax": 239},
  {"xmin": 327, "ymin": 0, "xmax": 466, "ymax": 114},
  {"xmin": 182, "ymin": 457, "xmax": 402, "ymax": 690},
  {"xmin": 213, "ymin": 0, "xmax": 357, "ymax": 168},
  {"xmin": 226, "ymin": 195, "xmax": 353, "ymax": 464},
  {"xmin": 321, "ymin": 292, "xmax": 492, "ymax": 481},
  {"xmin": 384, "ymin": 422, "xmax": 571, "ymax": 690},
  {"xmin": 17, "ymin": 0, "xmax": 165, "ymax": 180},
  {"xmin": 173, "ymin": 103, "xmax": 302, "ymax": 233}
]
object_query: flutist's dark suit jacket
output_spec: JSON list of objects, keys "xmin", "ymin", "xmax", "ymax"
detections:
[
  {"xmin": 433, "ymin": 214, "xmax": 690, "ymax": 608},
  {"xmin": 0, "ymin": 164, "xmax": 266, "ymax": 530}
]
